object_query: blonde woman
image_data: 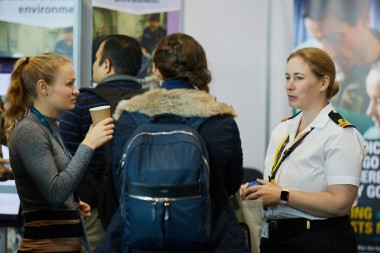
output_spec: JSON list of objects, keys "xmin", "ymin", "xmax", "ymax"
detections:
[
  {"xmin": 5, "ymin": 53, "xmax": 114, "ymax": 252},
  {"xmin": 241, "ymin": 47, "xmax": 365, "ymax": 253}
]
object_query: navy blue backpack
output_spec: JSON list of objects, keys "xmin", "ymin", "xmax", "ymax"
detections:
[{"xmin": 119, "ymin": 113, "xmax": 211, "ymax": 250}]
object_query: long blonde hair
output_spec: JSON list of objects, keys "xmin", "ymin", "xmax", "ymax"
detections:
[{"xmin": 4, "ymin": 53, "xmax": 71, "ymax": 140}]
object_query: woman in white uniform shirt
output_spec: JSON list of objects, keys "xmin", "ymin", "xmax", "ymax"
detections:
[{"xmin": 240, "ymin": 47, "xmax": 365, "ymax": 253}]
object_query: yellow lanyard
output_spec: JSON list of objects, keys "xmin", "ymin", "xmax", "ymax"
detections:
[{"xmin": 269, "ymin": 128, "xmax": 314, "ymax": 183}]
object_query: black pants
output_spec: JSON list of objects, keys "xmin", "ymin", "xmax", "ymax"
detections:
[{"xmin": 260, "ymin": 216, "xmax": 358, "ymax": 253}]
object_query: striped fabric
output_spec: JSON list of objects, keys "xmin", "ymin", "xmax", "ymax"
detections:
[
  {"xmin": 18, "ymin": 210, "xmax": 83, "ymax": 253},
  {"xmin": 59, "ymin": 91, "xmax": 108, "ymax": 183}
]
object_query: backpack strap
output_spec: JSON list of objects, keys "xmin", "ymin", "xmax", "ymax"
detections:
[
  {"xmin": 80, "ymin": 86, "xmax": 145, "ymax": 114},
  {"xmin": 80, "ymin": 86, "xmax": 145, "ymax": 167},
  {"xmin": 186, "ymin": 117, "xmax": 208, "ymax": 130},
  {"xmin": 128, "ymin": 112, "xmax": 151, "ymax": 125}
]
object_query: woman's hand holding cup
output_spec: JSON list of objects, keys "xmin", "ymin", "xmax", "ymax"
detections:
[{"xmin": 82, "ymin": 105, "xmax": 115, "ymax": 149}]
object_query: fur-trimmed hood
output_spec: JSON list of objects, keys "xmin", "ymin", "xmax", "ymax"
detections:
[{"xmin": 113, "ymin": 88, "xmax": 237, "ymax": 120}]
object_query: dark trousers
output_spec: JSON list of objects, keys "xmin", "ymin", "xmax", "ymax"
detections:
[{"xmin": 260, "ymin": 216, "xmax": 358, "ymax": 253}]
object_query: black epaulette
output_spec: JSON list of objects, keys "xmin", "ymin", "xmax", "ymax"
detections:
[
  {"xmin": 281, "ymin": 111, "xmax": 301, "ymax": 122},
  {"xmin": 328, "ymin": 110, "xmax": 355, "ymax": 128}
]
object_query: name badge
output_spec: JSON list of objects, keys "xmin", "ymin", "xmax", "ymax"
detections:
[{"xmin": 261, "ymin": 221, "xmax": 269, "ymax": 238}]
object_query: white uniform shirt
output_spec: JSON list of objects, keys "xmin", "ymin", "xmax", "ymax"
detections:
[{"xmin": 263, "ymin": 103, "xmax": 366, "ymax": 220}]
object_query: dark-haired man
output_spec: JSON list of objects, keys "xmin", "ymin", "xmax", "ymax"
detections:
[
  {"xmin": 140, "ymin": 13, "xmax": 166, "ymax": 58},
  {"xmin": 59, "ymin": 34, "xmax": 143, "ymax": 251}
]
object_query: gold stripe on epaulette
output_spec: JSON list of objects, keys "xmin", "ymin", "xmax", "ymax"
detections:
[
  {"xmin": 328, "ymin": 110, "xmax": 355, "ymax": 128},
  {"xmin": 337, "ymin": 118, "xmax": 352, "ymax": 128}
]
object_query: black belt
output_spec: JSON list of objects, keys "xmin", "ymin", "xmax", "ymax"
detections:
[
  {"xmin": 23, "ymin": 223, "xmax": 83, "ymax": 239},
  {"xmin": 267, "ymin": 215, "xmax": 350, "ymax": 232},
  {"xmin": 23, "ymin": 210, "xmax": 82, "ymax": 239},
  {"xmin": 24, "ymin": 210, "xmax": 79, "ymax": 223}
]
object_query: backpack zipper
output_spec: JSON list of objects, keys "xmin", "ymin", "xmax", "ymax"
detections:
[{"xmin": 120, "ymin": 130, "xmax": 210, "ymax": 170}]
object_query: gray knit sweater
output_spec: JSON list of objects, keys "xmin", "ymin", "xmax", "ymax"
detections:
[{"xmin": 9, "ymin": 112, "xmax": 94, "ymax": 213}]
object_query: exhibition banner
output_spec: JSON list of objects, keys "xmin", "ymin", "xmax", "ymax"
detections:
[
  {"xmin": 353, "ymin": 141, "xmax": 380, "ymax": 252},
  {"xmin": 294, "ymin": 0, "xmax": 380, "ymax": 251},
  {"xmin": 0, "ymin": 0, "xmax": 74, "ymax": 28},
  {"xmin": 92, "ymin": 0, "xmax": 180, "ymax": 14}
]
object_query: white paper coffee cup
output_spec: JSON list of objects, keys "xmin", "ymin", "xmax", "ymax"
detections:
[{"xmin": 89, "ymin": 105, "xmax": 111, "ymax": 125}]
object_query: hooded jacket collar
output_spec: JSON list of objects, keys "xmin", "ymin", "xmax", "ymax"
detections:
[{"xmin": 114, "ymin": 88, "xmax": 237, "ymax": 120}]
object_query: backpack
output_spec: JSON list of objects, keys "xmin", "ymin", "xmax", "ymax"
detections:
[
  {"xmin": 80, "ymin": 85, "xmax": 145, "ymax": 229},
  {"xmin": 119, "ymin": 112, "xmax": 211, "ymax": 250}
]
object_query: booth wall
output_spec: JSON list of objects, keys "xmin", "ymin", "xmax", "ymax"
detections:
[{"xmin": 182, "ymin": 0, "xmax": 293, "ymax": 171}]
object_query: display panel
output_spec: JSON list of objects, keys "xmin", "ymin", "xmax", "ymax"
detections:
[
  {"xmin": 92, "ymin": 0, "xmax": 181, "ymax": 80},
  {"xmin": 294, "ymin": 1, "xmax": 380, "ymax": 251},
  {"xmin": 0, "ymin": 145, "xmax": 21, "ymax": 227},
  {"xmin": 0, "ymin": 0, "xmax": 81, "ymax": 86},
  {"xmin": 0, "ymin": 57, "xmax": 18, "ymax": 96}
]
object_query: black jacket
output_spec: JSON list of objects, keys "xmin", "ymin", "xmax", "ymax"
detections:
[{"xmin": 97, "ymin": 87, "xmax": 248, "ymax": 253}]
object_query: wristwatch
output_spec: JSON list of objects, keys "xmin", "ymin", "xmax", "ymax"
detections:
[{"xmin": 280, "ymin": 188, "xmax": 289, "ymax": 205}]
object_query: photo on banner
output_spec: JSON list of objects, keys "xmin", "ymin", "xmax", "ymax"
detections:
[
  {"xmin": 294, "ymin": 0, "xmax": 380, "ymax": 252},
  {"xmin": 0, "ymin": 0, "xmax": 80, "ymax": 96},
  {"xmin": 92, "ymin": 0, "xmax": 181, "ymax": 84}
]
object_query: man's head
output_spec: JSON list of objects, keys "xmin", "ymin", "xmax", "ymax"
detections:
[
  {"xmin": 92, "ymin": 34, "xmax": 142, "ymax": 84},
  {"xmin": 303, "ymin": 0, "xmax": 370, "ymax": 73},
  {"xmin": 148, "ymin": 13, "xmax": 161, "ymax": 32}
]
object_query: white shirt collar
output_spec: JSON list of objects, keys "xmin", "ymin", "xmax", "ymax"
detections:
[{"xmin": 287, "ymin": 103, "xmax": 334, "ymax": 140}]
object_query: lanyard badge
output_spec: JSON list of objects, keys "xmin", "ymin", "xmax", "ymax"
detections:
[
  {"xmin": 30, "ymin": 107, "xmax": 72, "ymax": 160},
  {"xmin": 268, "ymin": 128, "xmax": 314, "ymax": 183}
]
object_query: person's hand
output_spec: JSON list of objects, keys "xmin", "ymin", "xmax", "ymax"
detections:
[
  {"xmin": 240, "ymin": 179, "xmax": 282, "ymax": 207},
  {"xmin": 82, "ymin": 118, "xmax": 114, "ymax": 150},
  {"xmin": 79, "ymin": 200, "xmax": 91, "ymax": 221},
  {"xmin": 0, "ymin": 158, "xmax": 13, "ymax": 181},
  {"xmin": 0, "ymin": 158, "xmax": 10, "ymax": 164},
  {"xmin": 239, "ymin": 182, "xmax": 250, "ymax": 199}
]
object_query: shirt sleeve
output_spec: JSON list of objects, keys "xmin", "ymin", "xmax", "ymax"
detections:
[
  {"xmin": 13, "ymin": 122, "xmax": 94, "ymax": 206},
  {"xmin": 325, "ymin": 129, "xmax": 365, "ymax": 186}
]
